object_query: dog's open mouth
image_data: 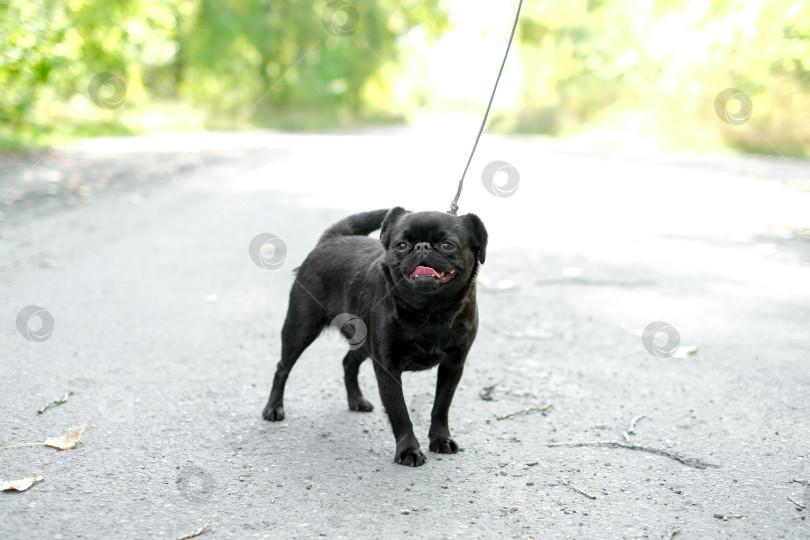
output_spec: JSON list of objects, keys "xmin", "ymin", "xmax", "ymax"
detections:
[{"xmin": 409, "ymin": 266, "xmax": 456, "ymax": 283}]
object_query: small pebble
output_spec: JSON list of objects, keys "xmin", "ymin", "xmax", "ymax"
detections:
[{"xmin": 526, "ymin": 482, "xmax": 535, "ymax": 486}]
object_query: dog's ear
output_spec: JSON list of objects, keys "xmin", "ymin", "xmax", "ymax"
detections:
[
  {"xmin": 380, "ymin": 207, "xmax": 409, "ymax": 248},
  {"xmin": 462, "ymin": 213, "xmax": 488, "ymax": 264}
]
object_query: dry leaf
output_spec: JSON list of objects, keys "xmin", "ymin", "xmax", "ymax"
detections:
[
  {"xmin": 0, "ymin": 476, "xmax": 43, "ymax": 492},
  {"xmin": 44, "ymin": 421, "xmax": 89, "ymax": 450},
  {"xmin": 673, "ymin": 346, "xmax": 698, "ymax": 358}
]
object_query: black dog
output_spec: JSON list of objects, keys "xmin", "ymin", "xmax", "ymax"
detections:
[{"xmin": 262, "ymin": 207, "xmax": 487, "ymax": 466}]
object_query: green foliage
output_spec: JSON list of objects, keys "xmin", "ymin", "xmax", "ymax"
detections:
[
  {"xmin": 511, "ymin": 0, "xmax": 810, "ymax": 156},
  {"xmin": 0, "ymin": 0, "xmax": 449, "ymax": 140},
  {"xmin": 1, "ymin": 0, "xmax": 808, "ymax": 157}
]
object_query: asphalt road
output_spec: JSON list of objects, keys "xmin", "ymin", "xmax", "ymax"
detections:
[{"xmin": 1, "ymin": 124, "xmax": 809, "ymax": 539}]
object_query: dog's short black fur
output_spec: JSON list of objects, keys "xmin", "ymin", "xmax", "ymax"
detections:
[{"xmin": 262, "ymin": 207, "xmax": 487, "ymax": 466}]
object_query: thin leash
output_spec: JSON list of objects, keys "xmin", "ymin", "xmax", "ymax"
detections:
[{"xmin": 448, "ymin": 0, "xmax": 524, "ymax": 215}]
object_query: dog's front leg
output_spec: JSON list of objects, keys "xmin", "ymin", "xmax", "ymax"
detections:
[
  {"xmin": 428, "ymin": 362, "xmax": 464, "ymax": 454},
  {"xmin": 371, "ymin": 356, "xmax": 426, "ymax": 467}
]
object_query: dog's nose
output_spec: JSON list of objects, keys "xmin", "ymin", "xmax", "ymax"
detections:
[{"xmin": 413, "ymin": 242, "xmax": 432, "ymax": 254}]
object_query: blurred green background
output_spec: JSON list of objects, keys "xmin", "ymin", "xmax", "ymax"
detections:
[{"xmin": 1, "ymin": 0, "xmax": 808, "ymax": 156}]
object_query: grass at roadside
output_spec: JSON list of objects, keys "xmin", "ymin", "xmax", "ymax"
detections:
[{"xmin": 0, "ymin": 100, "xmax": 408, "ymax": 152}]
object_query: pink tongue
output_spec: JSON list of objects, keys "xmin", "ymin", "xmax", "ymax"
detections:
[{"xmin": 411, "ymin": 266, "xmax": 437, "ymax": 278}]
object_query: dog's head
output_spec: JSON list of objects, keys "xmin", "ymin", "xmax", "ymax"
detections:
[{"xmin": 380, "ymin": 207, "xmax": 487, "ymax": 298}]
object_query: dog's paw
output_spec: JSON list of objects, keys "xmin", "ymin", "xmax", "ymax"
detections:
[
  {"xmin": 262, "ymin": 403, "xmax": 285, "ymax": 422},
  {"xmin": 395, "ymin": 447, "xmax": 427, "ymax": 467},
  {"xmin": 349, "ymin": 397, "xmax": 374, "ymax": 412},
  {"xmin": 429, "ymin": 437, "xmax": 459, "ymax": 454}
]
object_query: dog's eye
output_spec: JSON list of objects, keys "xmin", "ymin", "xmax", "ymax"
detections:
[
  {"xmin": 394, "ymin": 242, "xmax": 408, "ymax": 251},
  {"xmin": 440, "ymin": 242, "xmax": 456, "ymax": 251}
]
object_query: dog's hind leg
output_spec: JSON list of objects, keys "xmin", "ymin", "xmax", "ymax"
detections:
[
  {"xmin": 262, "ymin": 288, "xmax": 326, "ymax": 422},
  {"xmin": 343, "ymin": 349, "xmax": 373, "ymax": 412}
]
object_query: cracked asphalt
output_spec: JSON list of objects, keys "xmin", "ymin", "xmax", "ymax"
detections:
[{"xmin": 1, "ymin": 122, "xmax": 809, "ymax": 539}]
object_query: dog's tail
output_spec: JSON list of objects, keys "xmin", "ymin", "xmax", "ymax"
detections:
[{"xmin": 319, "ymin": 209, "xmax": 390, "ymax": 242}]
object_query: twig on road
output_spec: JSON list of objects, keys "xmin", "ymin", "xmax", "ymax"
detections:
[
  {"xmin": 787, "ymin": 496, "xmax": 806, "ymax": 510},
  {"xmin": 622, "ymin": 414, "xmax": 647, "ymax": 441},
  {"xmin": 667, "ymin": 528, "xmax": 681, "ymax": 540},
  {"xmin": 713, "ymin": 513, "xmax": 745, "ymax": 521},
  {"xmin": 480, "ymin": 384, "xmax": 497, "ymax": 401},
  {"xmin": 37, "ymin": 391, "xmax": 74, "ymax": 415},
  {"xmin": 557, "ymin": 477, "xmax": 596, "ymax": 499},
  {"xmin": 548, "ymin": 440, "xmax": 717, "ymax": 469},
  {"xmin": 791, "ymin": 479, "xmax": 809, "ymax": 486},
  {"xmin": 176, "ymin": 521, "xmax": 212, "ymax": 540},
  {"xmin": 496, "ymin": 403, "xmax": 552, "ymax": 421}
]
